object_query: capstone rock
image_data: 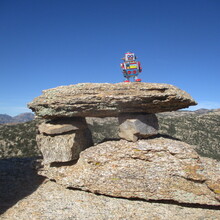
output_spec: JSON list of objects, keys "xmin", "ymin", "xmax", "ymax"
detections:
[{"xmin": 28, "ymin": 83, "xmax": 197, "ymax": 118}]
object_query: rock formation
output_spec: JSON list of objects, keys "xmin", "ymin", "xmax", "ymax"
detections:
[
  {"xmin": 28, "ymin": 82, "xmax": 197, "ymax": 161},
  {"xmin": 28, "ymin": 83, "xmax": 197, "ymax": 118},
  {"xmin": 5, "ymin": 82, "xmax": 216, "ymax": 218}
]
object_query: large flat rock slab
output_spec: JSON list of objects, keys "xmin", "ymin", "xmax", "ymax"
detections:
[
  {"xmin": 2, "ymin": 180, "xmax": 220, "ymax": 220},
  {"xmin": 28, "ymin": 83, "xmax": 197, "ymax": 118},
  {"xmin": 40, "ymin": 138, "xmax": 220, "ymax": 206}
]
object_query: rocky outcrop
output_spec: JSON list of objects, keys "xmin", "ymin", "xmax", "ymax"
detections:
[
  {"xmin": 40, "ymin": 138, "xmax": 220, "ymax": 206},
  {"xmin": 2, "ymin": 180, "xmax": 220, "ymax": 220},
  {"xmin": 9, "ymin": 82, "xmax": 218, "ymax": 218},
  {"xmin": 28, "ymin": 83, "xmax": 197, "ymax": 118},
  {"xmin": 28, "ymin": 82, "xmax": 197, "ymax": 164}
]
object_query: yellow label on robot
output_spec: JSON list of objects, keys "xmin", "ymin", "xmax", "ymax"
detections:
[{"xmin": 129, "ymin": 65, "xmax": 137, "ymax": 69}]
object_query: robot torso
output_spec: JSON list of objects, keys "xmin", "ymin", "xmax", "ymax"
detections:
[{"xmin": 120, "ymin": 52, "xmax": 142, "ymax": 79}]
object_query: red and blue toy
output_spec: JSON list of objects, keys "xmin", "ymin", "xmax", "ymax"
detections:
[{"xmin": 120, "ymin": 51, "xmax": 142, "ymax": 82}]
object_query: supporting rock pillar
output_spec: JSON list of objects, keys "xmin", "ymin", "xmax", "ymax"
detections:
[
  {"xmin": 37, "ymin": 117, "xmax": 93, "ymax": 164},
  {"xmin": 118, "ymin": 113, "xmax": 159, "ymax": 142}
]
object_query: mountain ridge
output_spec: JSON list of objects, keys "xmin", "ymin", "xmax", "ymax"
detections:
[{"xmin": 0, "ymin": 113, "xmax": 34, "ymax": 124}]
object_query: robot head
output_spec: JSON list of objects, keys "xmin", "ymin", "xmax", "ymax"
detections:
[{"xmin": 124, "ymin": 52, "xmax": 136, "ymax": 61}]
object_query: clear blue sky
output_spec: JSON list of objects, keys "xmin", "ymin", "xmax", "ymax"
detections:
[{"xmin": 0, "ymin": 0, "xmax": 220, "ymax": 116}]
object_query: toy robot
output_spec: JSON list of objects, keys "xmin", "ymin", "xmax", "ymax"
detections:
[{"xmin": 120, "ymin": 51, "xmax": 142, "ymax": 82}]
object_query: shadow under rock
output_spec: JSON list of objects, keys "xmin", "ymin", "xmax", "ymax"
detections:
[
  {"xmin": 96, "ymin": 135, "xmax": 180, "ymax": 144},
  {"xmin": 0, "ymin": 157, "xmax": 45, "ymax": 215},
  {"xmin": 148, "ymin": 133, "xmax": 181, "ymax": 141}
]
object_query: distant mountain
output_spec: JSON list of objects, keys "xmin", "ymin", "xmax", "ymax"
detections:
[
  {"xmin": 0, "ymin": 114, "xmax": 14, "ymax": 124},
  {"xmin": 0, "ymin": 113, "xmax": 34, "ymax": 124},
  {"xmin": 13, "ymin": 113, "xmax": 35, "ymax": 123}
]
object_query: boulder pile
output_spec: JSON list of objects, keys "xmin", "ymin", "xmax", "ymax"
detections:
[
  {"xmin": 10, "ymin": 82, "xmax": 218, "ymax": 218},
  {"xmin": 28, "ymin": 82, "xmax": 197, "ymax": 162}
]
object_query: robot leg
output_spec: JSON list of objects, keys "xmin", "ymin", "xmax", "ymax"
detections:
[
  {"xmin": 134, "ymin": 75, "xmax": 141, "ymax": 82},
  {"xmin": 124, "ymin": 77, "xmax": 130, "ymax": 82},
  {"xmin": 124, "ymin": 74, "xmax": 130, "ymax": 82}
]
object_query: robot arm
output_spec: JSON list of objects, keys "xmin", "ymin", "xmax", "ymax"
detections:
[
  {"xmin": 138, "ymin": 61, "xmax": 142, "ymax": 72},
  {"xmin": 120, "ymin": 63, "xmax": 125, "ymax": 70},
  {"xmin": 120, "ymin": 63, "xmax": 126, "ymax": 72},
  {"xmin": 120, "ymin": 63, "xmax": 127, "ymax": 77}
]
